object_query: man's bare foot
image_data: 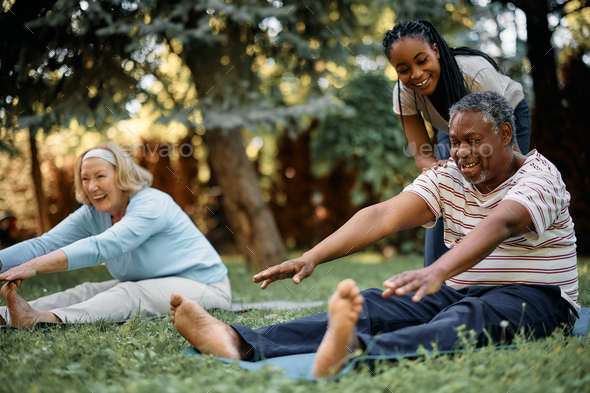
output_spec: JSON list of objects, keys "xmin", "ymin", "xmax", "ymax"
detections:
[
  {"xmin": 1, "ymin": 282, "xmax": 60, "ymax": 329},
  {"xmin": 170, "ymin": 293, "xmax": 244, "ymax": 360},
  {"xmin": 313, "ymin": 279, "xmax": 364, "ymax": 378}
]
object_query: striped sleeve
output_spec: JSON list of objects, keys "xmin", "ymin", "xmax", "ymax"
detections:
[
  {"xmin": 402, "ymin": 170, "xmax": 443, "ymax": 228},
  {"xmin": 503, "ymin": 172, "xmax": 568, "ymax": 240}
]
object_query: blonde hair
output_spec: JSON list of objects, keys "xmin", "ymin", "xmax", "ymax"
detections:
[{"xmin": 74, "ymin": 142, "xmax": 153, "ymax": 205}]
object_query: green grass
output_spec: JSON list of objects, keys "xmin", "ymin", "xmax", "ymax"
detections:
[{"xmin": 1, "ymin": 255, "xmax": 589, "ymax": 393}]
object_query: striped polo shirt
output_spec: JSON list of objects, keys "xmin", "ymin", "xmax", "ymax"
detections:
[{"xmin": 404, "ymin": 150, "xmax": 579, "ymax": 312}]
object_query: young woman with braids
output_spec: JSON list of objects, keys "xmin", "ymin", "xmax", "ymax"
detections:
[{"xmin": 383, "ymin": 20, "xmax": 531, "ymax": 266}]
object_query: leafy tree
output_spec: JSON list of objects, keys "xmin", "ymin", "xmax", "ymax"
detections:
[
  {"xmin": 312, "ymin": 73, "xmax": 417, "ymax": 205},
  {"xmin": 91, "ymin": 0, "xmax": 397, "ymax": 268},
  {"xmin": 1, "ymin": 0, "xmax": 385, "ymax": 268},
  {"xmin": 0, "ymin": 0, "xmax": 146, "ymax": 232}
]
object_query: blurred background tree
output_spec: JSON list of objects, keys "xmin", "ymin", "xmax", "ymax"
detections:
[
  {"xmin": 0, "ymin": 0, "xmax": 143, "ymax": 233},
  {"xmin": 1, "ymin": 0, "xmax": 589, "ymax": 260}
]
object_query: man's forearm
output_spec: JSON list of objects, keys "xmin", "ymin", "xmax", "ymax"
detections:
[
  {"xmin": 431, "ymin": 215, "xmax": 512, "ymax": 280},
  {"xmin": 304, "ymin": 206, "xmax": 388, "ymax": 266},
  {"xmin": 305, "ymin": 193, "xmax": 435, "ymax": 266}
]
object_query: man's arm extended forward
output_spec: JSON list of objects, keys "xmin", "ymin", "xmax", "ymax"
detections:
[
  {"xmin": 253, "ymin": 192, "xmax": 436, "ymax": 288},
  {"xmin": 383, "ymin": 199, "xmax": 534, "ymax": 302}
]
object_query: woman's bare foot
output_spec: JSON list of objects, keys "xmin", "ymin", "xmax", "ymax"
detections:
[
  {"xmin": 313, "ymin": 279, "xmax": 364, "ymax": 378},
  {"xmin": 1, "ymin": 282, "xmax": 60, "ymax": 329},
  {"xmin": 170, "ymin": 293, "xmax": 244, "ymax": 360}
]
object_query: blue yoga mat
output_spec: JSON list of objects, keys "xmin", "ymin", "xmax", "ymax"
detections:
[{"xmin": 184, "ymin": 307, "xmax": 590, "ymax": 381}]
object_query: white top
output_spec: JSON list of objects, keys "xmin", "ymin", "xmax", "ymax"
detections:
[
  {"xmin": 403, "ymin": 150, "xmax": 579, "ymax": 313},
  {"xmin": 393, "ymin": 55, "xmax": 525, "ymax": 133}
]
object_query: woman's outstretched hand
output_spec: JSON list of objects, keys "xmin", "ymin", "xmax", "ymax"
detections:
[
  {"xmin": 382, "ymin": 265, "xmax": 446, "ymax": 302},
  {"xmin": 0, "ymin": 262, "xmax": 37, "ymax": 282},
  {"xmin": 253, "ymin": 257, "xmax": 317, "ymax": 289}
]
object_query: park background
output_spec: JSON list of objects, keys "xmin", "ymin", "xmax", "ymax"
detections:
[
  {"xmin": 2, "ymin": 0, "xmax": 590, "ymax": 269},
  {"xmin": 1, "ymin": 1, "xmax": 590, "ymax": 393}
]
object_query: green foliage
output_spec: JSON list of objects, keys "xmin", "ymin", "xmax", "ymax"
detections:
[
  {"xmin": 311, "ymin": 73, "xmax": 418, "ymax": 205},
  {"xmin": 0, "ymin": 0, "xmax": 146, "ymax": 152},
  {"xmin": 92, "ymin": 0, "xmax": 372, "ymax": 132},
  {"xmin": 0, "ymin": 257, "xmax": 589, "ymax": 393}
]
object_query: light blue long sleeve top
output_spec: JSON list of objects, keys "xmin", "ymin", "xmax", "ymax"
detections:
[{"xmin": 0, "ymin": 188, "xmax": 227, "ymax": 284}]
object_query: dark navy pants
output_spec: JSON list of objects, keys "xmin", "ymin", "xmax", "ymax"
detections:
[
  {"xmin": 424, "ymin": 98, "xmax": 531, "ymax": 266},
  {"xmin": 231, "ymin": 284, "xmax": 570, "ymax": 360}
]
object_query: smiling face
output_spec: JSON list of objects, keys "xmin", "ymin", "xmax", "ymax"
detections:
[
  {"xmin": 388, "ymin": 37, "xmax": 441, "ymax": 96},
  {"xmin": 80, "ymin": 158, "xmax": 127, "ymax": 217},
  {"xmin": 449, "ymin": 111, "xmax": 514, "ymax": 192}
]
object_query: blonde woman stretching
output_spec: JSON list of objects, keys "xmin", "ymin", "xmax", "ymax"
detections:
[{"xmin": 0, "ymin": 143, "xmax": 231, "ymax": 329}]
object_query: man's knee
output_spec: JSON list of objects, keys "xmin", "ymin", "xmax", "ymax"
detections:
[{"xmin": 360, "ymin": 287, "xmax": 385, "ymax": 301}]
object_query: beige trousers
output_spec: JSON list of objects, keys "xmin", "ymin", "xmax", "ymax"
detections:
[{"xmin": 1, "ymin": 275, "xmax": 231, "ymax": 324}]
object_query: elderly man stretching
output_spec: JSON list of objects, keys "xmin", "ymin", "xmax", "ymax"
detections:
[{"xmin": 169, "ymin": 91, "xmax": 579, "ymax": 378}]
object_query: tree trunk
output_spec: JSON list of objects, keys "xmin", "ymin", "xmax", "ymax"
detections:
[
  {"xmin": 203, "ymin": 127, "xmax": 287, "ymax": 269},
  {"xmin": 29, "ymin": 128, "xmax": 51, "ymax": 235},
  {"xmin": 517, "ymin": 0, "xmax": 562, "ymax": 114}
]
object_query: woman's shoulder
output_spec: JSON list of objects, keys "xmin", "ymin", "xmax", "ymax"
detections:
[
  {"xmin": 455, "ymin": 55, "xmax": 497, "ymax": 76},
  {"xmin": 128, "ymin": 187, "xmax": 175, "ymax": 210}
]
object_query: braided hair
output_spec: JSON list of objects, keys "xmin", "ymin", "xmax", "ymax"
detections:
[{"xmin": 382, "ymin": 20, "xmax": 500, "ymax": 135}]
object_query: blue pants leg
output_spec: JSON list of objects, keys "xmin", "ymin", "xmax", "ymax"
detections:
[
  {"xmin": 232, "ymin": 285, "xmax": 462, "ymax": 360},
  {"xmin": 231, "ymin": 285, "xmax": 569, "ymax": 360},
  {"xmin": 513, "ymin": 98, "xmax": 531, "ymax": 154},
  {"xmin": 358, "ymin": 284, "xmax": 569, "ymax": 356}
]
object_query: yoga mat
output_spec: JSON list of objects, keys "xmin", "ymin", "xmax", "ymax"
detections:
[
  {"xmin": 227, "ymin": 300, "xmax": 325, "ymax": 312},
  {"xmin": 184, "ymin": 307, "xmax": 590, "ymax": 381}
]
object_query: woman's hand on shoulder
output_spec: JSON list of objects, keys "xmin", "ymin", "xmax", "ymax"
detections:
[
  {"xmin": 252, "ymin": 255, "xmax": 317, "ymax": 289},
  {"xmin": 422, "ymin": 158, "xmax": 453, "ymax": 172}
]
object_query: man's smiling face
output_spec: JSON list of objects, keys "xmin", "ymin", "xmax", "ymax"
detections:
[{"xmin": 449, "ymin": 110, "xmax": 513, "ymax": 191}]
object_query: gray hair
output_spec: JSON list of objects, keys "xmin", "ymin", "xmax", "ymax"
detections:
[{"xmin": 449, "ymin": 91, "xmax": 516, "ymax": 146}]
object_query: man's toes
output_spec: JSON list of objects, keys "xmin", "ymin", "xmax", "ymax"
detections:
[
  {"xmin": 352, "ymin": 303, "xmax": 363, "ymax": 314},
  {"xmin": 170, "ymin": 293, "xmax": 184, "ymax": 307},
  {"xmin": 353, "ymin": 295, "xmax": 363, "ymax": 305},
  {"xmin": 337, "ymin": 279, "xmax": 357, "ymax": 297},
  {"xmin": 338, "ymin": 278, "xmax": 356, "ymax": 289}
]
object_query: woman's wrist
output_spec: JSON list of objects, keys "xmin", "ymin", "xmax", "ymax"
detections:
[{"xmin": 34, "ymin": 250, "xmax": 68, "ymax": 275}]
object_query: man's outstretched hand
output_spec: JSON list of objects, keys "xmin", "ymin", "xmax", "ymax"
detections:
[
  {"xmin": 382, "ymin": 265, "xmax": 446, "ymax": 302},
  {"xmin": 253, "ymin": 257, "xmax": 317, "ymax": 289}
]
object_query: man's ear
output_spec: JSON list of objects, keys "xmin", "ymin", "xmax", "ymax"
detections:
[{"xmin": 501, "ymin": 122, "xmax": 512, "ymax": 146}]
